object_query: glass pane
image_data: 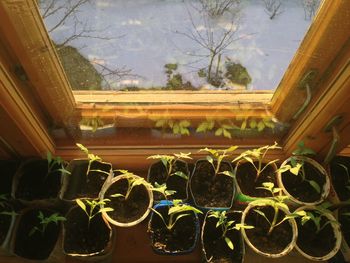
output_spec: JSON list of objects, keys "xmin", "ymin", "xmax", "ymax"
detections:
[{"xmin": 39, "ymin": 0, "xmax": 321, "ymax": 91}]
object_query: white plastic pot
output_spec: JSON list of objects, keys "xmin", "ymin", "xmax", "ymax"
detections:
[
  {"xmin": 241, "ymin": 200, "xmax": 298, "ymax": 258},
  {"xmin": 294, "ymin": 205, "xmax": 342, "ymax": 261},
  {"xmin": 277, "ymin": 156, "xmax": 330, "ymax": 206}
]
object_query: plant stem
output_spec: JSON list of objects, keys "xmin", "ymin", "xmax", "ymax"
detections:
[{"xmin": 268, "ymin": 206, "xmax": 279, "ymax": 235}]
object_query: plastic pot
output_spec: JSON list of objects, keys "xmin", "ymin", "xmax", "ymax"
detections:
[
  {"xmin": 241, "ymin": 200, "xmax": 298, "ymax": 258},
  {"xmin": 62, "ymin": 204, "xmax": 115, "ymax": 261},
  {"xmin": 148, "ymin": 200, "xmax": 200, "ymax": 255},
  {"xmin": 277, "ymin": 156, "xmax": 330, "ymax": 206},
  {"xmin": 201, "ymin": 210, "xmax": 245, "ymax": 262},
  {"xmin": 60, "ymin": 159, "xmax": 112, "ymax": 201},
  {"xmin": 294, "ymin": 206, "xmax": 342, "ymax": 261},
  {"xmin": 10, "ymin": 207, "xmax": 64, "ymax": 263},
  {"xmin": 99, "ymin": 173, "xmax": 153, "ymax": 227},
  {"xmin": 147, "ymin": 159, "xmax": 190, "ymax": 202},
  {"xmin": 190, "ymin": 159, "xmax": 235, "ymax": 210}
]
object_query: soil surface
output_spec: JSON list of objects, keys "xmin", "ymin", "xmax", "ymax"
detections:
[
  {"xmin": 280, "ymin": 161, "xmax": 325, "ymax": 203},
  {"xmin": 63, "ymin": 160, "xmax": 111, "ymax": 199},
  {"xmin": 105, "ymin": 178, "xmax": 150, "ymax": 223},
  {"xmin": 190, "ymin": 160, "xmax": 234, "ymax": 208},
  {"xmin": 14, "ymin": 208, "xmax": 60, "ymax": 260},
  {"xmin": 296, "ymin": 214, "xmax": 336, "ymax": 257},
  {"xmin": 148, "ymin": 160, "xmax": 189, "ymax": 201},
  {"xmin": 149, "ymin": 205, "xmax": 197, "ymax": 254},
  {"xmin": 244, "ymin": 206, "xmax": 293, "ymax": 255},
  {"xmin": 15, "ymin": 160, "xmax": 62, "ymax": 200},
  {"xmin": 64, "ymin": 206, "xmax": 111, "ymax": 255},
  {"xmin": 0, "ymin": 160, "xmax": 19, "ymax": 195},
  {"xmin": 330, "ymin": 156, "xmax": 350, "ymax": 201},
  {"xmin": 235, "ymin": 161, "xmax": 277, "ymax": 197},
  {"xmin": 202, "ymin": 212, "xmax": 243, "ymax": 262}
]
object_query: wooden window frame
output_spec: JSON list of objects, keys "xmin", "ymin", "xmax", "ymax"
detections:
[{"xmin": 0, "ymin": 0, "xmax": 349, "ymax": 166}]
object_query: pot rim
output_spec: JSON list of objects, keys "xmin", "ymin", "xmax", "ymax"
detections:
[
  {"xmin": 277, "ymin": 156, "xmax": 330, "ymax": 206},
  {"xmin": 241, "ymin": 200, "xmax": 298, "ymax": 258},
  {"xmin": 99, "ymin": 173, "xmax": 153, "ymax": 227},
  {"xmin": 294, "ymin": 205, "xmax": 342, "ymax": 261}
]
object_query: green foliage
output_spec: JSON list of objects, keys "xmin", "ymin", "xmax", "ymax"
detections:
[
  {"xmin": 165, "ymin": 63, "xmax": 178, "ymax": 72},
  {"xmin": 153, "ymin": 118, "xmax": 191, "ymax": 136},
  {"xmin": 197, "ymin": 68, "xmax": 207, "ymax": 78},
  {"xmin": 151, "ymin": 200, "xmax": 202, "ymax": 231},
  {"xmin": 224, "ymin": 62, "xmax": 252, "ymax": 86},
  {"xmin": 239, "ymin": 117, "xmax": 275, "ymax": 132},
  {"xmin": 278, "ymin": 141, "xmax": 320, "ymax": 194},
  {"xmin": 300, "ymin": 205, "xmax": 339, "ymax": 234},
  {"xmin": 232, "ymin": 142, "xmax": 281, "ymax": 181},
  {"xmin": 76, "ymin": 143, "xmax": 105, "ymax": 176},
  {"xmin": 199, "ymin": 146, "xmax": 238, "ymax": 177},
  {"xmin": 76, "ymin": 198, "xmax": 113, "ymax": 229},
  {"xmin": 252, "ymin": 182, "xmax": 308, "ymax": 235},
  {"xmin": 109, "ymin": 170, "xmax": 151, "ymax": 200},
  {"xmin": 0, "ymin": 195, "xmax": 17, "ymax": 217},
  {"xmin": 79, "ymin": 116, "xmax": 105, "ymax": 132},
  {"xmin": 208, "ymin": 210, "xmax": 253, "ymax": 250},
  {"xmin": 29, "ymin": 211, "xmax": 66, "ymax": 236},
  {"xmin": 196, "ymin": 119, "xmax": 236, "ymax": 139},
  {"xmin": 46, "ymin": 151, "xmax": 71, "ymax": 177},
  {"xmin": 147, "ymin": 152, "xmax": 192, "ymax": 181},
  {"xmin": 151, "ymin": 182, "xmax": 177, "ymax": 199}
]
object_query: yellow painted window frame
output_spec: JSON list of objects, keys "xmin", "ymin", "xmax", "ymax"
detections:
[{"xmin": 0, "ymin": 0, "xmax": 349, "ymax": 166}]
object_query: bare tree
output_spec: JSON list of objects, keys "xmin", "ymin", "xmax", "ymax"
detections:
[
  {"xmin": 262, "ymin": 0, "xmax": 283, "ymax": 19},
  {"xmin": 302, "ymin": 0, "xmax": 320, "ymax": 20},
  {"xmin": 38, "ymin": 0, "xmax": 134, "ymax": 89},
  {"xmin": 175, "ymin": 4, "xmax": 243, "ymax": 86},
  {"xmin": 199, "ymin": 0, "xmax": 240, "ymax": 18}
]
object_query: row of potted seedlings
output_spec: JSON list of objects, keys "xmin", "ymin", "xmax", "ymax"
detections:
[{"xmin": 0, "ymin": 142, "xmax": 348, "ymax": 262}]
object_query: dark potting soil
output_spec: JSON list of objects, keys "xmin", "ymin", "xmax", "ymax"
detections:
[
  {"xmin": 281, "ymin": 161, "xmax": 325, "ymax": 203},
  {"xmin": 235, "ymin": 161, "xmax": 276, "ymax": 197},
  {"xmin": 63, "ymin": 160, "xmax": 111, "ymax": 199},
  {"xmin": 0, "ymin": 160, "xmax": 19, "ymax": 195},
  {"xmin": 149, "ymin": 205, "xmax": 197, "ymax": 253},
  {"xmin": 245, "ymin": 206, "xmax": 293, "ymax": 255},
  {"xmin": 202, "ymin": 212, "xmax": 243, "ymax": 263},
  {"xmin": 296, "ymin": 214, "xmax": 336, "ymax": 257},
  {"xmin": 148, "ymin": 160, "xmax": 188, "ymax": 201},
  {"xmin": 14, "ymin": 209, "xmax": 60, "ymax": 260},
  {"xmin": 0, "ymin": 211, "xmax": 11, "ymax": 245},
  {"xmin": 191, "ymin": 160, "xmax": 234, "ymax": 208},
  {"xmin": 339, "ymin": 206, "xmax": 350, "ymax": 245},
  {"xmin": 64, "ymin": 206, "xmax": 111, "ymax": 255},
  {"xmin": 105, "ymin": 178, "xmax": 150, "ymax": 223},
  {"xmin": 15, "ymin": 160, "xmax": 62, "ymax": 200},
  {"xmin": 330, "ymin": 156, "xmax": 350, "ymax": 201}
]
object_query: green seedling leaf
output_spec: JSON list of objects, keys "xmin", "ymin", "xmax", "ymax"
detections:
[
  {"xmin": 219, "ymin": 171, "xmax": 234, "ymax": 178},
  {"xmin": 309, "ymin": 180, "xmax": 321, "ymax": 193},
  {"xmin": 225, "ymin": 237, "xmax": 234, "ymax": 250},
  {"xmin": 174, "ymin": 171, "xmax": 189, "ymax": 180},
  {"xmin": 76, "ymin": 199, "xmax": 86, "ymax": 212}
]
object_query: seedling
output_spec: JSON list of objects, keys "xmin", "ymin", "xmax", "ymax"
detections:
[
  {"xmin": 199, "ymin": 146, "xmax": 238, "ymax": 179},
  {"xmin": 44, "ymin": 152, "xmax": 71, "ymax": 181},
  {"xmin": 151, "ymin": 182, "xmax": 177, "ymax": 200},
  {"xmin": 252, "ymin": 182, "xmax": 308, "ymax": 235},
  {"xmin": 76, "ymin": 143, "xmax": 103, "ymax": 175},
  {"xmin": 76, "ymin": 198, "xmax": 113, "ymax": 229},
  {"xmin": 232, "ymin": 142, "xmax": 281, "ymax": 182},
  {"xmin": 300, "ymin": 203, "xmax": 339, "ymax": 234},
  {"xmin": 29, "ymin": 211, "xmax": 66, "ymax": 236},
  {"xmin": 109, "ymin": 170, "xmax": 152, "ymax": 201},
  {"xmin": 147, "ymin": 152, "xmax": 192, "ymax": 181},
  {"xmin": 151, "ymin": 200, "xmax": 202, "ymax": 231},
  {"xmin": 278, "ymin": 141, "xmax": 320, "ymax": 193},
  {"xmin": 208, "ymin": 210, "xmax": 253, "ymax": 250}
]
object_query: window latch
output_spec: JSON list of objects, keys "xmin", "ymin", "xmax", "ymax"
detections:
[
  {"xmin": 292, "ymin": 70, "xmax": 318, "ymax": 120},
  {"xmin": 323, "ymin": 115, "xmax": 343, "ymax": 165}
]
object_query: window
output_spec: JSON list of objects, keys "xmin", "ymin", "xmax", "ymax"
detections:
[{"xmin": 0, "ymin": 0, "xmax": 349, "ymax": 165}]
